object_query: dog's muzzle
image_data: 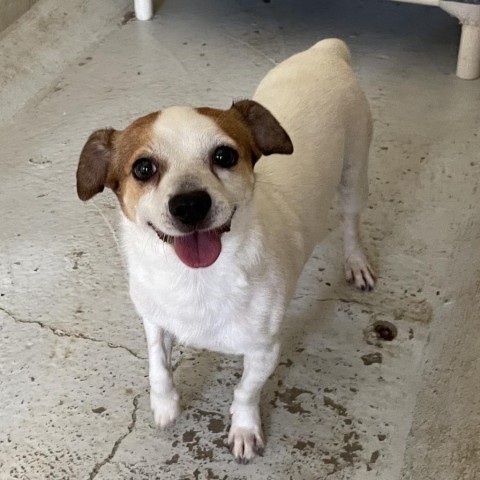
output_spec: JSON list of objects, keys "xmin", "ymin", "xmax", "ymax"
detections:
[{"xmin": 147, "ymin": 208, "xmax": 235, "ymax": 269}]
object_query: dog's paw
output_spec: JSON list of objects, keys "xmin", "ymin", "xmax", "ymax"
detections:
[
  {"xmin": 345, "ymin": 252, "xmax": 376, "ymax": 291},
  {"xmin": 228, "ymin": 426, "xmax": 264, "ymax": 464},
  {"xmin": 228, "ymin": 405, "xmax": 264, "ymax": 464},
  {"xmin": 150, "ymin": 390, "xmax": 181, "ymax": 428}
]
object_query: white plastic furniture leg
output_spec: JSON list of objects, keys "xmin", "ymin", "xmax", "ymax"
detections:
[
  {"xmin": 134, "ymin": 0, "xmax": 153, "ymax": 20},
  {"xmin": 394, "ymin": 0, "xmax": 480, "ymax": 79},
  {"xmin": 456, "ymin": 22, "xmax": 480, "ymax": 79},
  {"xmin": 439, "ymin": 1, "xmax": 480, "ymax": 79}
]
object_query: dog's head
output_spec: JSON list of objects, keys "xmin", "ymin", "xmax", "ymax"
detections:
[{"xmin": 76, "ymin": 100, "xmax": 293, "ymax": 268}]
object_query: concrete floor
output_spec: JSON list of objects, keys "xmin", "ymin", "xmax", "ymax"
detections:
[{"xmin": 0, "ymin": 0, "xmax": 479, "ymax": 479}]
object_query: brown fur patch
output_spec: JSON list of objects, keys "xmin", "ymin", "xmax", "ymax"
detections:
[
  {"xmin": 198, "ymin": 101, "xmax": 293, "ymax": 168},
  {"xmin": 77, "ymin": 112, "xmax": 164, "ymax": 220},
  {"xmin": 77, "ymin": 128, "xmax": 118, "ymax": 201},
  {"xmin": 107, "ymin": 112, "xmax": 163, "ymax": 220},
  {"xmin": 197, "ymin": 106, "xmax": 258, "ymax": 171},
  {"xmin": 232, "ymin": 100, "xmax": 293, "ymax": 156}
]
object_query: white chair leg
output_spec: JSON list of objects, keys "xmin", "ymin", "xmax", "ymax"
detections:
[
  {"xmin": 457, "ymin": 22, "xmax": 480, "ymax": 80},
  {"xmin": 439, "ymin": 1, "xmax": 480, "ymax": 80},
  {"xmin": 134, "ymin": 0, "xmax": 153, "ymax": 20}
]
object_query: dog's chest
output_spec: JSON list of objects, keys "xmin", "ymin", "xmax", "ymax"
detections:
[{"xmin": 129, "ymin": 253, "xmax": 279, "ymax": 354}]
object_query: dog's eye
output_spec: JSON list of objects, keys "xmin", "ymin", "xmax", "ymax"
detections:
[
  {"xmin": 132, "ymin": 158, "xmax": 157, "ymax": 181},
  {"xmin": 212, "ymin": 146, "xmax": 238, "ymax": 168}
]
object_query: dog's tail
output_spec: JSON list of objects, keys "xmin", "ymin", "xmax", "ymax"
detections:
[{"xmin": 312, "ymin": 38, "xmax": 351, "ymax": 65}]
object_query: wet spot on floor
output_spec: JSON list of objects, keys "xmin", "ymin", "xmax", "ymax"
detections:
[
  {"xmin": 194, "ymin": 446, "xmax": 214, "ymax": 461},
  {"xmin": 324, "ymin": 396, "xmax": 348, "ymax": 417},
  {"xmin": 323, "ymin": 456, "xmax": 340, "ymax": 477},
  {"xmin": 182, "ymin": 429, "xmax": 198, "ymax": 444},
  {"xmin": 370, "ymin": 450, "xmax": 380, "ymax": 463},
  {"xmin": 165, "ymin": 453, "xmax": 179, "ymax": 465},
  {"xmin": 275, "ymin": 386, "xmax": 312, "ymax": 414},
  {"xmin": 367, "ymin": 449, "xmax": 381, "ymax": 471},
  {"xmin": 213, "ymin": 436, "xmax": 228, "ymax": 449},
  {"xmin": 293, "ymin": 439, "xmax": 315, "ymax": 451},
  {"xmin": 340, "ymin": 431, "xmax": 363, "ymax": 463},
  {"xmin": 206, "ymin": 468, "xmax": 228, "ymax": 480},
  {"xmin": 207, "ymin": 418, "xmax": 225, "ymax": 434}
]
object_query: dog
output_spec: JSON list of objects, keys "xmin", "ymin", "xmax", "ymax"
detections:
[{"xmin": 76, "ymin": 38, "xmax": 375, "ymax": 463}]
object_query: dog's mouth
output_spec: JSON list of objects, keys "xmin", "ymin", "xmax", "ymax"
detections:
[{"xmin": 147, "ymin": 212, "xmax": 234, "ymax": 269}]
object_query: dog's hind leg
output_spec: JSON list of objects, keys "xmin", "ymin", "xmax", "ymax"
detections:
[{"xmin": 337, "ymin": 101, "xmax": 376, "ymax": 291}]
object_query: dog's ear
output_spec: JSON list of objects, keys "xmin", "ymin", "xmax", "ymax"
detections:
[
  {"xmin": 232, "ymin": 100, "xmax": 293, "ymax": 156},
  {"xmin": 76, "ymin": 128, "xmax": 117, "ymax": 201}
]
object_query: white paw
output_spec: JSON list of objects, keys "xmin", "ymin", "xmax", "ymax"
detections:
[
  {"xmin": 150, "ymin": 390, "xmax": 181, "ymax": 428},
  {"xmin": 228, "ymin": 405, "xmax": 264, "ymax": 464},
  {"xmin": 345, "ymin": 252, "xmax": 376, "ymax": 291}
]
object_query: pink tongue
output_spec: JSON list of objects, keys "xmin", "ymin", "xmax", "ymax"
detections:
[{"xmin": 173, "ymin": 231, "xmax": 222, "ymax": 268}]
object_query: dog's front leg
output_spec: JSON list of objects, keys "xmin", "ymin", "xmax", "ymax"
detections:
[
  {"xmin": 228, "ymin": 343, "xmax": 280, "ymax": 464},
  {"xmin": 143, "ymin": 319, "xmax": 181, "ymax": 428}
]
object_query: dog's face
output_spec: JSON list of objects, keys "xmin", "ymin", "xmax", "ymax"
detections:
[{"xmin": 76, "ymin": 101, "xmax": 293, "ymax": 268}]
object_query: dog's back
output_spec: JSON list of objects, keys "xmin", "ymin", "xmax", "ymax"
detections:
[{"xmin": 251, "ymin": 39, "xmax": 372, "ymax": 264}]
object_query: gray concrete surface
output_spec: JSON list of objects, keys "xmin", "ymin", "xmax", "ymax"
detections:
[
  {"xmin": 0, "ymin": 0, "xmax": 478, "ymax": 479},
  {"xmin": 0, "ymin": 0, "xmax": 132, "ymax": 125},
  {"xmin": 0, "ymin": 0, "xmax": 38, "ymax": 34}
]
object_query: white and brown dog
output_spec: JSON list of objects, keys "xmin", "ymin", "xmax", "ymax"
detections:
[{"xmin": 76, "ymin": 38, "xmax": 375, "ymax": 463}]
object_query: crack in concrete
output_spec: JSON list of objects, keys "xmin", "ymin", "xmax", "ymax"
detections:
[
  {"xmin": 316, "ymin": 297, "xmax": 359, "ymax": 303},
  {"xmin": 88, "ymin": 394, "xmax": 140, "ymax": 479},
  {"xmin": 0, "ymin": 305, "xmax": 146, "ymax": 360}
]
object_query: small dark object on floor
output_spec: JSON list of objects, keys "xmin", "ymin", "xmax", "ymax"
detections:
[
  {"xmin": 361, "ymin": 352, "xmax": 382, "ymax": 366},
  {"xmin": 364, "ymin": 320, "xmax": 398, "ymax": 347},
  {"xmin": 373, "ymin": 321, "xmax": 397, "ymax": 341}
]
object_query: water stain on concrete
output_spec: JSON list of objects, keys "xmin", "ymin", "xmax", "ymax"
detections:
[
  {"xmin": 340, "ymin": 431, "xmax": 363, "ymax": 463},
  {"xmin": 324, "ymin": 396, "xmax": 348, "ymax": 417},
  {"xmin": 207, "ymin": 418, "xmax": 226, "ymax": 434},
  {"xmin": 274, "ymin": 386, "xmax": 313, "ymax": 414},
  {"xmin": 292, "ymin": 439, "xmax": 317, "ymax": 458},
  {"xmin": 165, "ymin": 453, "xmax": 179, "ymax": 465},
  {"xmin": 182, "ymin": 429, "xmax": 198, "ymax": 444},
  {"xmin": 194, "ymin": 446, "xmax": 214, "ymax": 461}
]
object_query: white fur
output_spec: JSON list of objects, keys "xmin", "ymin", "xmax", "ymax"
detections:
[{"xmin": 122, "ymin": 39, "xmax": 375, "ymax": 463}]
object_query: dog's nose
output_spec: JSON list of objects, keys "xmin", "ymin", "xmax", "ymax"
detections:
[{"xmin": 168, "ymin": 190, "xmax": 212, "ymax": 225}]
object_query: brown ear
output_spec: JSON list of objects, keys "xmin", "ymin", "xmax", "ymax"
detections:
[
  {"xmin": 232, "ymin": 100, "xmax": 293, "ymax": 156},
  {"xmin": 76, "ymin": 128, "xmax": 117, "ymax": 201}
]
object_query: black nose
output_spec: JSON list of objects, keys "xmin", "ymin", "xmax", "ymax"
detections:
[{"xmin": 168, "ymin": 190, "xmax": 212, "ymax": 225}]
